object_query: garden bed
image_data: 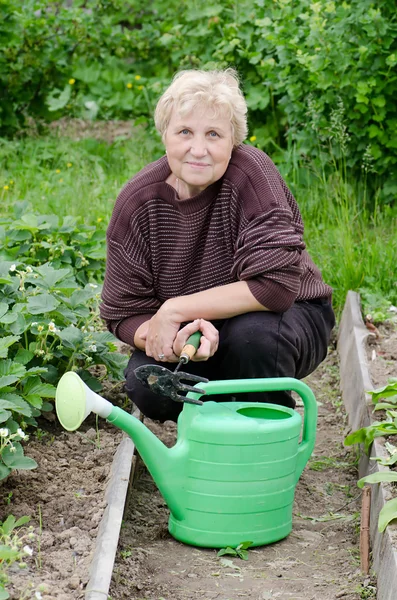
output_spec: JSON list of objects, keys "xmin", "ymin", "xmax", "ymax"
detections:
[{"xmin": 2, "ymin": 383, "xmax": 128, "ymax": 600}]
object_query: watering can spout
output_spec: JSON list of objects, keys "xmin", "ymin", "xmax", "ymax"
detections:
[{"xmin": 55, "ymin": 372, "xmax": 186, "ymax": 521}]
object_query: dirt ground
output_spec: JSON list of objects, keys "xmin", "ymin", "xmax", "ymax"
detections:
[
  {"xmin": 2, "ymin": 383, "xmax": 127, "ymax": 600},
  {"xmin": 4, "ymin": 322, "xmax": 397, "ymax": 600},
  {"xmin": 109, "ymin": 341, "xmax": 379, "ymax": 600},
  {"xmin": 366, "ymin": 321, "xmax": 397, "ymax": 387}
]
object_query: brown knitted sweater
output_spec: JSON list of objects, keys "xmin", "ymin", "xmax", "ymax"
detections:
[{"xmin": 100, "ymin": 145, "xmax": 332, "ymax": 346}]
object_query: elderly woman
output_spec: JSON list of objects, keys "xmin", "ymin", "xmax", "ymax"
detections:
[{"xmin": 100, "ymin": 69, "xmax": 335, "ymax": 422}]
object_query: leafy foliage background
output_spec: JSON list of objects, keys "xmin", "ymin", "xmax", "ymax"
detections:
[{"xmin": 1, "ymin": 0, "xmax": 396, "ymax": 202}]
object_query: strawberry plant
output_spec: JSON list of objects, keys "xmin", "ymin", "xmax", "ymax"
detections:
[{"xmin": 0, "ymin": 206, "xmax": 128, "ymax": 480}]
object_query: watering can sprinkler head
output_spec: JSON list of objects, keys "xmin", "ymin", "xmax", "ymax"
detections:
[{"xmin": 55, "ymin": 371, "xmax": 113, "ymax": 431}]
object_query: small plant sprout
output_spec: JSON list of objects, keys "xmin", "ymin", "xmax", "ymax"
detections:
[
  {"xmin": 217, "ymin": 541, "xmax": 253, "ymax": 561},
  {"xmin": 0, "ymin": 514, "xmax": 33, "ymax": 597}
]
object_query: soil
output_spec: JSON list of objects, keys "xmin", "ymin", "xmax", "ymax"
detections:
[
  {"xmin": 365, "ymin": 320, "xmax": 397, "ymax": 387},
  {"xmin": 109, "ymin": 344, "xmax": 374, "ymax": 600},
  {"xmin": 2, "ymin": 382, "xmax": 129, "ymax": 600}
]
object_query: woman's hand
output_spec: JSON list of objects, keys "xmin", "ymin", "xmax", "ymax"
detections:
[
  {"xmin": 141, "ymin": 310, "xmax": 181, "ymax": 362},
  {"xmin": 173, "ymin": 319, "xmax": 219, "ymax": 362}
]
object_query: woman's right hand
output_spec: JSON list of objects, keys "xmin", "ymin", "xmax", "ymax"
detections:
[{"xmin": 173, "ymin": 319, "xmax": 219, "ymax": 362}]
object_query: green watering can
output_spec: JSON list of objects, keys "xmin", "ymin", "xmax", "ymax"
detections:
[{"xmin": 56, "ymin": 373, "xmax": 317, "ymax": 548}]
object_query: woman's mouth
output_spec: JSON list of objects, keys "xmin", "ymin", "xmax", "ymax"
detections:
[{"xmin": 186, "ymin": 162, "xmax": 210, "ymax": 168}]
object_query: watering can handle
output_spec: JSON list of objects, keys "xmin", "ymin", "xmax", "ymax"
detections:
[{"xmin": 187, "ymin": 376, "xmax": 317, "ymax": 482}]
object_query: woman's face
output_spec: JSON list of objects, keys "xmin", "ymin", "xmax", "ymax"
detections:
[{"xmin": 164, "ymin": 108, "xmax": 234, "ymax": 198}]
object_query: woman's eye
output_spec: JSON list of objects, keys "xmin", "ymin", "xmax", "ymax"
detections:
[
  {"xmin": 208, "ymin": 131, "xmax": 219, "ymax": 138},
  {"xmin": 180, "ymin": 129, "xmax": 190, "ymax": 135}
]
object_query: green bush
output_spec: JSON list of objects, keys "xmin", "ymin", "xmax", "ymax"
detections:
[{"xmin": 0, "ymin": 0, "xmax": 396, "ymax": 202}]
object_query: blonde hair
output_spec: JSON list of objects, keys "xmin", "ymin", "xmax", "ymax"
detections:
[{"xmin": 154, "ymin": 69, "xmax": 248, "ymax": 147}]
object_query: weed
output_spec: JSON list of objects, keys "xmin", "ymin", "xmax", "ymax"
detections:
[
  {"xmin": 217, "ymin": 541, "xmax": 253, "ymax": 561},
  {"xmin": 309, "ymin": 455, "xmax": 354, "ymax": 472},
  {"xmin": 36, "ymin": 504, "xmax": 42, "ymax": 571}
]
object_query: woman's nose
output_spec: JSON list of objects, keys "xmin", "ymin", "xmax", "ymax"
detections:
[{"xmin": 190, "ymin": 140, "xmax": 207, "ymax": 157}]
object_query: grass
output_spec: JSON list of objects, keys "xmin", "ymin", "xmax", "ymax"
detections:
[
  {"xmin": 0, "ymin": 125, "xmax": 163, "ymax": 223},
  {"xmin": 1, "ymin": 124, "xmax": 396, "ymax": 316}
]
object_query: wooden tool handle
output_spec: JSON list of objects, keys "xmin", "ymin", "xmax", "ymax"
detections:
[{"xmin": 180, "ymin": 331, "xmax": 202, "ymax": 362}]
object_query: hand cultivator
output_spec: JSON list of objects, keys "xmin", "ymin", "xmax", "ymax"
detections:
[{"xmin": 134, "ymin": 332, "xmax": 208, "ymax": 405}]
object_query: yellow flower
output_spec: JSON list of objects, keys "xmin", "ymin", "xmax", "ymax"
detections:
[
  {"xmin": 249, "ymin": 135, "xmax": 257, "ymax": 142},
  {"xmin": 138, "ymin": 85, "xmax": 144, "ymax": 90},
  {"xmin": 135, "ymin": 75, "xmax": 141, "ymax": 80},
  {"xmin": 9, "ymin": 180, "xmax": 14, "ymax": 184},
  {"xmin": 3, "ymin": 185, "xmax": 9, "ymax": 190},
  {"xmin": 67, "ymin": 162, "xmax": 72, "ymax": 168},
  {"xmin": 56, "ymin": 169, "xmax": 61, "ymax": 174},
  {"xmin": 69, "ymin": 78, "xmax": 75, "ymax": 85},
  {"xmin": 97, "ymin": 217, "xmax": 103, "ymax": 223},
  {"xmin": 126, "ymin": 83, "xmax": 133, "ymax": 89},
  {"xmin": 59, "ymin": 178, "xmax": 63, "ymax": 183}
]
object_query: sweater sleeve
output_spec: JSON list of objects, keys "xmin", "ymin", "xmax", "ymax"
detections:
[
  {"xmin": 100, "ymin": 206, "xmax": 161, "ymax": 346},
  {"xmin": 229, "ymin": 147, "xmax": 307, "ymax": 312},
  {"xmin": 231, "ymin": 207, "xmax": 305, "ymax": 312}
]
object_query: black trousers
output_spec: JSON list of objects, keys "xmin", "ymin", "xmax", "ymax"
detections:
[{"xmin": 124, "ymin": 299, "xmax": 335, "ymax": 422}]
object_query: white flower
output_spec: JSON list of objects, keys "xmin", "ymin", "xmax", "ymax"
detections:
[
  {"xmin": 23, "ymin": 545, "xmax": 33, "ymax": 556},
  {"xmin": 9, "ymin": 445, "xmax": 16, "ymax": 453},
  {"xmin": 88, "ymin": 344, "xmax": 97, "ymax": 352},
  {"xmin": 88, "ymin": 326, "xmax": 94, "ymax": 332},
  {"xmin": 35, "ymin": 593, "xmax": 43, "ymax": 600},
  {"xmin": 26, "ymin": 266, "xmax": 33, "ymax": 273},
  {"xmin": 48, "ymin": 322, "xmax": 57, "ymax": 332},
  {"xmin": 31, "ymin": 322, "xmax": 38, "ymax": 326},
  {"xmin": 0, "ymin": 428, "xmax": 9, "ymax": 437},
  {"xmin": 9, "ymin": 264, "xmax": 16, "ymax": 272},
  {"xmin": 89, "ymin": 283, "xmax": 98, "ymax": 288},
  {"xmin": 17, "ymin": 428, "xmax": 26, "ymax": 439}
]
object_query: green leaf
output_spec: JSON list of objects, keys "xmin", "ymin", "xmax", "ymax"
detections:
[
  {"xmin": 237, "ymin": 541, "xmax": 253, "ymax": 550},
  {"xmin": 379, "ymin": 497, "xmax": 397, "ymax": 532},
  {"xmin": 344, "ymin": 424, "xmax": 394, "ymax": 454},
  {"xmin": 67, "ymin": 289, "xmax": 96, "ymax": 308},
  {"xmin": 23, "ymin": 376, "xmax": 56, "ymax": 398},
  {"xmin": 2, "ymin": 443, "xmax": 38, "ymax": 470},
  {"xmin": 369, "ymin": 381, "xmax": 397, "ymax": 403},
  {"xmin": 0, "ymin": 303, "xmax": 8, "ymax": 319},
  {"xmin": 0, "ymin": 394, "xmax": 32, "ymax": 417},
  {"xmin": 236, "ymin": 548, "xmax": 249, "ymax": 560},
  {"xmin": 0, "ymin": 359, "xmax": 27, "ymax": 388},
  {"xmin": 0, "ymin": 409, "xmax": 12, "ymax": 423},
  {"xmin": 33, "ymin": 263, "xmax": 73, "ymax": 289},
  {"xmin": 0, "ymin": 464, "xmax": 11, "ymax": 481},
  {"xmin": 0, "ymin": 336, "xmax": 20, "ymax": 359},
  {"xmin": 47, "ymin": 85, "xmax": 72, "ymax": 112},
  {"xmin": 373, "ymin": 402, "xmax": 397, "ymax": 411},
  {"xmin": 0, "ymin": 544, "xmax": 19, "ymax": 563},
  {"xmin": 357, "ymin": 472, "xmax": 397, "ymax": 488},
  {"xmin": 14, "ymin": 515, "xmax": 30, "ymax": 528},
  {"xmin": 1, "ymin": 515, "xmax": 16, "ymax": 535},
  {"xmin": 13, "ymin": 349, "xmax": 34, "ymax": 365},
  {"xmin": 26, "ymin": 293, "xmax": 60, "ymax": 314},
  {"xmin": 57, "ymin": 325, "xmax": 83, "ymax": 349},
  {"xmin": 217, "ymin": 547, "xmax": 237, "ymax": 557}
]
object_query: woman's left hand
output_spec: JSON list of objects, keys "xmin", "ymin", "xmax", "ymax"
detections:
[{"xmin": 142, "ymin": 310, "xmax": 181, "ymax": 362}]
